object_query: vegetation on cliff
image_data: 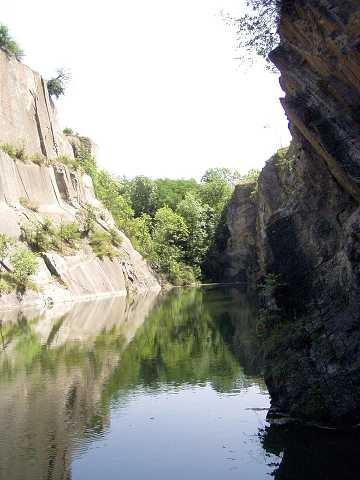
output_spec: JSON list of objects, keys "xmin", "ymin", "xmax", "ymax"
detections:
[
  {"xmin": 223, "ymin": 0, "xmax": 280, "ymax": 67},
  {"xmin": 0, "ymin": 24, "xmax": 24, "ymax": 60},
  {"xmin": 65, "ymin": 141, "xmax": 259, "ymax": 285},
  {"xmin": 47, "ymin": 69, "xmax": 69, "ymax": 99},
  {"xmin": 0, "ymin": 234, "xmax": 38, "ymax": 295}
]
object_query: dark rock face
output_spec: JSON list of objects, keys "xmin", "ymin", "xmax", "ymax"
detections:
[
  {"xmin": 225, "ymin": 0, "xmax": 360, "ymax": 426},
  {"xmin": 223, "ymin": 183, "xmax": 258, "ymax": 283}
]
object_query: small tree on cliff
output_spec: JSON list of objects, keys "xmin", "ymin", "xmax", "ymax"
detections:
[
  {"xmin": 47, "ymin": 69, "xmax": 70, "ymax": 99},
  {"xmin": 222, "ymin": 0, "xmax": 282, "ymax": 67},
  {"xmin": 0, "ymin": 24, "xmax": 24, "ymax": 60}
]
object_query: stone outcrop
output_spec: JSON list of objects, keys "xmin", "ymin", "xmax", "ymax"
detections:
[
  {"xmin": 223, "ymin": 183, "xmax": 258, "ymax": 283},
  {"xmin": 0, "ymin": 148, "xmax": 160, "ymax": 308},
  {"xmin": 225, "ymin": 0, "xmax": 360, "ymax": 426},
  {"xmin": 0, "ymin": 49, "xmax": 73, "ymax": 158},
  {"xmin": 0, "ymin": 50, "xmax": 160, "ymax": 309}
]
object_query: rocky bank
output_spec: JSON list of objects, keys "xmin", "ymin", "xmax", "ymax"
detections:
[
  {"xmin": 225, "ymin": 0, "xmax": 360, "ymax": 427},
  {"xmin": 0, "ymin": 49, "xmax": 159, "ymax": 309}
]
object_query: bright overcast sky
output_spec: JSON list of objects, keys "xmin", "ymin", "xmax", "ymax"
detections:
[{"xmin": 2, "ymin": 0, "xmax": 290, "ymax": 179}]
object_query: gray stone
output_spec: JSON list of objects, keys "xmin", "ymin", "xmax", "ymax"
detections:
[{"xmin": 224, "ymin": 0, "xmax": 360, "ymax": 426}]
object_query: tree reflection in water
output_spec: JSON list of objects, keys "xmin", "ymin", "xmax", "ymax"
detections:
[{"xmin": 0, "ymin": 287, "xmax": 358, "ymax": 479}]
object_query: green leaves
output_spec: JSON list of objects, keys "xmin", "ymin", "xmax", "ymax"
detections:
[
  {"xmin": 222, "ymin": 0, "xmax": 280, "ymax": 68},
  {"xmin": 89, "ymin": 231, "xmax": 120, "ymax": 259},
  {"xmin": 0, "ymin": 234, "xmax": 14, "ymax": 263},
  {"xmin": 47, "ymin": 69, "xmax": 70, "ymax": 99},
  {"xmin": 10, "ymin": 247, "xmax": 38, "ymax": 287},
  {"xmin": 70, "ymin": 142, "xmax": 261, "ymax": 284},
  {"xmin": 129, "ymin": 176, "xmax": 158, "ymax": 217},
  {"xmin": 0, "ymin": 24, "xmax": 24, "ymax": 60}
]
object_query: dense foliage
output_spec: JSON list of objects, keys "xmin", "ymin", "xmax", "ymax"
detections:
[
  {"xmin": 70, "ymin": 142, "xmax": 259, "ymax": 285},
  {"xmin": 47, "ymin": 69, "xmax": 69, "ymax": 99},
  {"xmin": 0, "ymin": 234, "xmax": 38, "ymax": 295}
]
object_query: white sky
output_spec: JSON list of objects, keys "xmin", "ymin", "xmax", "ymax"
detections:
[{"xmin": 2, "ymin": 0, "xmax": 290, "ymax": 179}]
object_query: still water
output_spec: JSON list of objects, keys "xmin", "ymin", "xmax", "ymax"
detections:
[{"xmin": 0, "ymin": 287, "xmax": 359, "ymax": 480}]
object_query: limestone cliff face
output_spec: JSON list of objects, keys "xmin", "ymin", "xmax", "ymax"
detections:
[
  {"xmin": 0, "ymin": 49, "xmax": 73, "ymax": 158},
  {"xmin": 226, "ymin": 0, "xmax": 360, "ymax": 426},
  {"xmin": 0, "ymin": 50, "xmax": 160, "ymax": 308},
  {"xmin": 0, "ymin": 147, "xmax": 160, "ymax": 309}
]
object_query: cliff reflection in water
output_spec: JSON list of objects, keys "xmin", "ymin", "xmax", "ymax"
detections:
[
  {"xmin": 0, "ymin": 288, "xmax": 267, "ymax": 480},
  {"xmin": 0, "ymin": 293, "xmax": 160, "ymax": 480},
  {"xmin": 1, "ymin": 287, "xmax": 357, "ymax": 480}
]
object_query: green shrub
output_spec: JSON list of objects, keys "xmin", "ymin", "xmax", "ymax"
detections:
[
  {"xmin": 21, "ymin": 218, "xmax": 58, "ymax": 252},
  {"xmin": 47, "ymin": 69, "xmax": 69, "ymax": 99},
  {"xmin": 276, "ymin": 145, "xmax": 296, "ymax": 173},
  {"xmin": 19, "ymin": 197, "xmax": 39, "ymax": 212},
  {"xmin": 21, "ymin": 219, "xmax": 82, "ymax": 254},
  {"xmin": 30, "ymin": 153, "xmax": 47, "ymax": 166},
  {"xmin": 0, "ymin": 24, "xmax": 24, "ymax": 60},
  {"xmin": 0, "ymin": 277, "xmax": 12, "ymax": 295},
  {"xmin": 10, "ymin": 246, "xmax": 38, "ymax": 288},
  {"xmin": 56, "ymin": 155, "xmax": 76, "ymax": 168},
  {"xmin": 0, "ymin": 233, "xmax": 14, "ymax": 263},
  {"xmin": 169, "ymin": 262, "xmax": 197, "ymax": 286},
  {"xmin": 77, "ymin": 204, "xmax": 98, "ymax": 236},
  {"xmin": 1, "ymin": 143, "xmax": 26, "ymax": 161},
  {"xmin": 58, "ymin": 222, "xmax": 81, "ymax": 248},
  {"xmin": 63, "ymin": 128, "xmax": 74, "ymax": 136},
  {"xmin": 239, "ymin": 168, "xmax": 261, "ymax": 184},
  {"xmin": 108, "ymin": 228, "xmax": 123, "ymax": 247},
  {"xmin": 90, "ymin": 230, "xmax": 120, "ymax": 259}
]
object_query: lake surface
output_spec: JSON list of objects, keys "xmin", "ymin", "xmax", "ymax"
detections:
[{"xmin": 0, "ymin": 287, "xmax": 359, "ymax": 480}]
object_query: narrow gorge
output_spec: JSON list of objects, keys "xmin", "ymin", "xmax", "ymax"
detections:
[{"xmin": 1, "ymin": 1, "xmax": 360, "ymax": 478}]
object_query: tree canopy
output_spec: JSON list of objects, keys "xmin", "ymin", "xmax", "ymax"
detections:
[
  {"xmin": 47, "ymin": 69, "xmax": 70, "ymax": 99},
  {"xmin": 70, "ymin": 143, "xmax": 260, "ymax": 285}
]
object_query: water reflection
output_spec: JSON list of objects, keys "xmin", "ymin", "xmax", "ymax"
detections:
[
  {"xmin": 0, "ymin": 287, "xmax": 357, "ymax": 479},
  {"xmin": 261, "ymin": 423, "xmax": 360, "ymax": 480},
  {"xmin": 0, "ymin": 294, "xmax": 159, "ymax": 480}
]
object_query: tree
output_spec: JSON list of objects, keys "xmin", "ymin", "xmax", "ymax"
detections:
[
  {"xmin": 129, "ymin": 176, "xmax": 158, "ymax": 217},
  {"xmin": 177, "ymin": 193, "xmax": 212, "ymax": 269},
  {"xmin": 201, "ymin": 168, "xmax": 242, "ymax": 186},
  {"xmin": 0, "ymin": 24, "xmax": 24, "ymax": 60},
  {"xmin": 10, "ymin": 246, "xmax": 38, "ymax": 288},
  {"xmin": 76, "ymin": 205, "xmax": 98, "ymax": 236},
  {"xmin": 154, "ymin": 178, "xmax": 199, "ymax": 210},
  {"xmin": 47, "ymin": 69, "xmax": 70, "ymax": 99},
  {"xmin": 153, "ymin": 207, "xmax": 189, "ymax": 247},
  {"xmin": 200, "ymin": 173, "xmax": 233, "ymax": 215},
  {"xmin": 130, "ymin": 214, "xmax": 155, "ymax": 258},
  {"xmin": 150, "ymin": 207, "xmax": 190, "ymax": 282},
  {"xmin": 92, "ymin": 170, "xmax": 134, "ymax": 232},
  {"xmin": 222, "ymin": 0, "xmax": 281, "ymax": 66}
]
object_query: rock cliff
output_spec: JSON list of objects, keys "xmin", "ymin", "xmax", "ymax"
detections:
[
  {"xmin": 225, "ymin": 0, "xmax": 360, "ymax": 426},
  {"xmin": 0, "ymin": 49, "xmax": 73, "ymax": 158},
  {"xmin": 0, "ymin": 50, "xmax": 160, "ymax": 308}
]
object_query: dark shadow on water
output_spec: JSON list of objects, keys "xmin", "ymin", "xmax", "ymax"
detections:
[{"xmin": 260, "ymin": 422, "xmax": 360, "ymax": 479}]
